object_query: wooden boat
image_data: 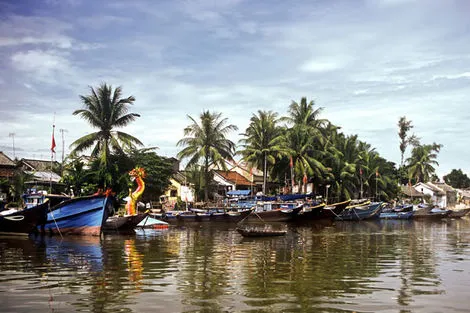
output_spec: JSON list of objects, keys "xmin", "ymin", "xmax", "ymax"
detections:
[
  {"xmin": 40, "ymin": 195, "xmax": 112, "ymax": 236},
  {"xmin": 447, "ymin": 208, "xmax": 470, "ymax": 218},
  {"xmin": 236, "ymin": 226, "xmax": 287, "ymax": 237},
  {"xmin": 0, "ymin": 201, "xmax": 49, "ymax": 235},
  {"xmin": 413, "ymin": 206, "xmax": 450, "ymax": 219},
  {"xmin": 244, "ymin": 203, "xmax": 303, "ymax": 222},
  {"xmin": 296, "ymin": 199, "xmax": 351, "ymax": 221},
  {"xmin": 335, "ymin": 202, "xmax": 383, "ymax": 221},
  {"xmin": 380, "ymin": 210, "xmax": 414, "ymax": 220},
  {"xmin": 102, "ymin": 212, "xmax": 148, "ymax": 232}
]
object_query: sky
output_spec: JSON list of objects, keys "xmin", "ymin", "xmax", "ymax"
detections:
[{"xmin": 0, "ymin": 0, "xmax": 469, "ymax": 178}]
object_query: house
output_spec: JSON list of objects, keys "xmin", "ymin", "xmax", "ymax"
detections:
[
  {"xmin": 211, "ymin": 159, "xmax": 263, "ymax": 193},
  {"xmin": 432, "ymin": 182, "xmax": 457, "ymax": 208},
  {"xmin": 0, "ymin": 151, "xmax": 16, "ymax": 201},
  {"xmin": 400, "ymin": 184, "xmax": 426, "ymax": 201},
  {"xmin": 160, "ymin": 171, "xmax": 195, "ymax": 210},
  {"xmin": 17, "ymin": 158, "xmax": 63, "ymax": 192},
  {"xmin": 413, "ymin": 182, "xmax": 448, "ymax": 208},
  {"xmin": 213, "ymin": 170, "xmax": 254, "ymax": 197}
]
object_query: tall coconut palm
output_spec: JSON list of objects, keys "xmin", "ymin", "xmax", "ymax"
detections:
[
  {"xmin": 70, "ymin": 83, "xmax": 143, "ymax": 187},
  {"xmin": 239, "ymin": 110, "xmax": 285, "ymax": 194},
  {"xmin": 407, "ymin": 143, "xmax": 443, "ymax": 183},
  {"xmin": 398, "ymin": 116, "xmax": 420, "ymax": 167},
  {"xmin": 177, "ymin": 110, "xmax": 238, "ymax": 201}
]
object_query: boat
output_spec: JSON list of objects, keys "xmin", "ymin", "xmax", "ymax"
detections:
[
  {"xmin": 243, "ymin": 202, "xmax": 303, "ymax": 222},
  {"xmin": 413, "ymin": 205, "xmax": 451, "ymax": 219},
  {"xmin": 236, "ymin": 225, "xmax": 287, "ymax": 237},
  {"xmin": 102, "ymin": 213, "xmax": 148, "ymax": 232},
  {"xmin": 447, "ymin": 208, "xmax": 470, "ymax": 218},
  {"xmin": 103, "ymin": 167, "xmax": 149, "ymax": 232},
  {"xmin": 40, "ymin": 194, "xmax": 112, "ymax": 236},
  {"xmin": 335, "ymin": 202, "xmax": 383, "ymax": 221},
  {"xmin": 379, "ymin": 210, "xmax": 414, "ymax": 220},
  {"xmin": 0, "ymin": 200, "xmax": 49, "ymax": 235},
  {"xmin": 315, "ymin": 199, "xmax": 351, "ymax": 220}
]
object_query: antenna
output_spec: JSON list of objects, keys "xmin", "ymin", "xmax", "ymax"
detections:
[
  {"xmin": 8, "ymin": 133, "xmax": 15, "ymax": 159},
  {"xmin": 59, "ymin": 129, "xmax": 68, "ymax": 164}
]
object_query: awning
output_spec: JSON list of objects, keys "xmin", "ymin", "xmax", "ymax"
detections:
[{"xmin": 226, "ymin": 190, "xmax": 251, "ymax": 196}]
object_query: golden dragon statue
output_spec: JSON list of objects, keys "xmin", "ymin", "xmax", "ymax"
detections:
[{"xmin": 126, "ymin": 167, "xmax": 146, "ymax": 216}]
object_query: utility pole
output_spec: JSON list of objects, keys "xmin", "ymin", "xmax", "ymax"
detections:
[
  {"xmin": 8, "ymin": 133, "xmax": 15, "ymax": 159},
  {"xmin": 59, "ymin": 129, "xmax": 68, "ymax": 164}
]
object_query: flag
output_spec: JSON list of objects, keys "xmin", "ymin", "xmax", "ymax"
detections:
[
  {"xmin": 289, "ymin": 156, "xmax": 293, "ymax": 168},
  {"xmin": 302, "ymin": 173, "xmax": 308, "ymax": 184},
  {"xmin": 376, "ymin": 169, "xmax": 379, "ymax": 177},
  {"xmin": 359, "ymin": 167, "xmax": 363, "ymax": 176},
  {"xmin": 51, "ymin": 125, "xmax": 56, "ymax": 153}
]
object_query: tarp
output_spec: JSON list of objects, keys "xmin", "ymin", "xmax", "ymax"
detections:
[{"xmin": 226, "ymin": 190, "xmax": 251, "ymax": 196}]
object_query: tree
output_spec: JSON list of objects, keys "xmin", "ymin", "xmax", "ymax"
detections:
[
  {"xmin": 444, "ymin": 169, "xmax": 470, "ymax": 189},
  {"xmin": 398, "ymin": 116, "xmax": 419, "ymax": 167},
  {"xmin": 61, "ymin": 157, "xmax": 90, "ymax": 196},
  {"xmin": 70, "ymin": 83, "xmax": 143, "ymax": 187},
  {"xmin": 407, "ymin": 143, "xmax": 443, "ymax": 183},
  {"xmin": 239, "ymin": 110, "xmax": 285, "ymax": 194},
  {"xmin": 177, "ymin": 110, "xmax": 238, "ymax": 201}
]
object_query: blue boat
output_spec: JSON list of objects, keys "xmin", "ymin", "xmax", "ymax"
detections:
[
  {"xmin": 380, "ymin": 211, "xmax": 414, "ymax": 220},
  {"xmin": 40, "ymin": 195, "xmax": 112, "ymax": 236},
  {"xmin": 335, "ymin": 202, "xmax": 383, "ymax": 221}
]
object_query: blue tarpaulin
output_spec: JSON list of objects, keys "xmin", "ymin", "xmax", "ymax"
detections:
[{"xmin": 226, "ymin": 190, "xmax": 251, "ymax": 196}]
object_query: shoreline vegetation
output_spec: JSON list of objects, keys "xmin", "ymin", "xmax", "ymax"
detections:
[{"xmin": 2, "ymin": 83, "xmax": 470, "ymax": 208}]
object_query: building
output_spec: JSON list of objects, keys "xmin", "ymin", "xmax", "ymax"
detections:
[
  {"xmin": 413, "ymin": 182, "xmax": 451, "ymax": 208},
  {"xmin": 0, "ymin": 151, "xmax": 16, "ymax": 201},
  {"xmin": 18, "ymin": 158, "xmax": 63, "ymax": 192}
]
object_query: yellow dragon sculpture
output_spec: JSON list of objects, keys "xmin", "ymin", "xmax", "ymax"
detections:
[{"xmin": 126, "ymin": 167, "xmax": 146, "ymax": 216}]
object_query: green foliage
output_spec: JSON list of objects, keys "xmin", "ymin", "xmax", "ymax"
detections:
[
  {"xmin": 444, "ymin": 169, "xmax": 470, "ymax": 188},
  {"xmin": 177, "ymin": 110, "xmax": 238, "ymax": 201},
  {"xmin": 407, "ymin": 143, "xmax": 443, "ymax": 183},
  {"xmin": 70, "ymin": 83, "xmax": 143, "ymax": 187}
]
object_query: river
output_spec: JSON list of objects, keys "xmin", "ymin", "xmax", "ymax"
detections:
[{"xmin": 1, "ymin": 218, "xmax": 470, "ymax": 312}]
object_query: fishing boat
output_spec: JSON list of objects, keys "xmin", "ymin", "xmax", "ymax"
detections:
[
  {"xmin": 243, "ymin": 202, "xmax": 303, "ymax": 222},
  {"xmin": 40, "ymin": 194, "xmax": 112, "ymax": 236},
  {"xmin": 413, "ymin": 205, "xmax": 450, "ymax": 219},
  {"xmin": 379, "ymin": 210, "xmax": 414, "ymax": 220},
  {"xmin": 102, "ymin": 212, "xmax": 148, "ymax": 232},
  {"xmin": 335, "ymin": 202, "xmax": 383, "ymax": 221},
  {"xmin": 315, "ymin": 199, "xmax": 351, "ymax": 220},
  {"xmin": 137, "ymin": 215, "xmax": 169, "ymax": 229},
  {"xmin": 0, "ymin": 201, "xmax": 49, "ymax": 235},
  {"xmin": 447, "ymin": 208, "xmax": 470, "ymax": 218}
]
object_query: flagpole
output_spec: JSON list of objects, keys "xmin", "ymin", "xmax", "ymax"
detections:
[{"xmin": 50, "ymin": 113, "xmax": 56, "ymax": 193}]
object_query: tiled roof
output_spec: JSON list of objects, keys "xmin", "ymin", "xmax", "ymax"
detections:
[
  {"xmin": 215, "ymin": 170, "xmax": 252, "ymax": 186},
  {"xmin": 21, "ymin": 158, "xmax": 60, "ymax": 171},
  {"xmin": 432, "ymin": 182, "xmax": 455, "ymax": 193},
  {"xmin": 0, "ymin": 152, "xmax": 15, "ymax": 166},
  {"xmin": 400, "ymin": 185, "xmax": 425, "ymax": 197}
]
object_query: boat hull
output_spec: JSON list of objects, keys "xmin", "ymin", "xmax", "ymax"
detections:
[
  {"xmin": 103, "ymin": 213, "xmax": 148, "ymax": 232},
  {"xmin": 335, "ymin": 202, "xmax": 383, "ymax": 221},
  {"xmin": 244, "ymin": 205, "xmax": 303, "ymax": 222},
  {"xmin": 41, "ymin": 195, "xmax": 110, "ymax": 236},
  {"xmin": 0, "ymin": 202, "xmax": 48, "ymax": 235},
  {"xmin": 380, "ymin": 211, "xmax": 414, "ymax": 220}
]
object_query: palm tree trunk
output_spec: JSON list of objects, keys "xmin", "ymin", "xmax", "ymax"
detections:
[{"xmin": 263, "ymin": 152, "xmax": 267, "ymax": 195}]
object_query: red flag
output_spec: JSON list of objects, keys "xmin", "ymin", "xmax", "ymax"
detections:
[
  {"xmin": 376, "ymin": 170, "xmax": 379, "ymax": 177},
  {"xmin": 51, "ymin": 125, "xmax": 56, "ymax": 153},
  {"xmin": 359, "ymin": 167, "xmax": 363, "ymax": 175},
  {"xmin": 303, "ymin": 173, "xmax": 308, "ymax": 184},
  {"xmin": 289, "ymin": 156, "xmax": 293, "ymax": 168}
]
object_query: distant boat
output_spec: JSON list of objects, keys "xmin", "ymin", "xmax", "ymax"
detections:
[
  {"xmin": 380, "ymin": 211, "xmax": 414, "ymax": 220},
  {"xmin": 102, "ymin": 212, "xmax": 148, "ymax": 232},
  {"xmin": 335, "ymin": 202, "xmax": 383, "ymax": 221},
  {"xmin": 447, "ymin": 208, "xmax": 470, "ymax": 218},
  {"xmin": 0, "ymin": 201, "xmax": 49, "ymax": 235},
  {"xmin": 413, "ymin": 206, "xmax": 450, "ymax": 219},
  {"xmin": 244, "ymin": 202, "xmax": 303, "ymax": 222},
  {"xmin": 40, "ymin": 195, "xmax": 112, "ymax": 236}
]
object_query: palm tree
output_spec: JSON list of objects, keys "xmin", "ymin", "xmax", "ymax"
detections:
[
  {"xmin": 177, "ymin": 110, "xmax": 238, "ymax": 202},
  {"xmin": 70, "ymin": 83, "xmax": 142, "ymax": 187},
  {"xmin": 398, "ymin": 116, "xmax": 420, "ymax": 167},
  {"xmin": 239, "ymin": 110, "xmax": 285, "ymax": 194},
  {"xmin": 407, "ymin": 143, "xmax": 443, "ymax": 183}
]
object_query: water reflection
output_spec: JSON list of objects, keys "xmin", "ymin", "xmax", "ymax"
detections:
[{"xmin": 0, "ymin": 219, "xmax": 470, "ymax": 312}]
